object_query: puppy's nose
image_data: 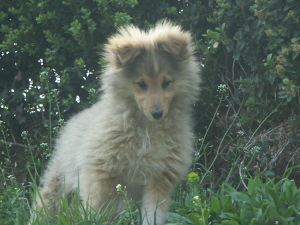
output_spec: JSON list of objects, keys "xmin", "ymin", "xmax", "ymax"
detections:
[{"xmin": 151, "ymin": 110, "xmax": 163, "ymax": 119}]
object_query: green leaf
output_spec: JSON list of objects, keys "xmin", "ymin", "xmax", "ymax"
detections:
[
  {"xmin": 265, "ymin": 185, "xmax": 279, "ymax": 206},
  {"xmin": 222, "ymin": 184, "xmax": 237, "ymax": 194},
  {"xmin": 283, "ymin": 205, "xmax": 297, "ymax": 217},
  {"xmin": 282, "ymin": 180, "xmax": 296, "ymax": 204},
  {"xmin": 283, "ymin": 78, "xmax": 293, "ymax": 86},
  {"xmin": 267, "ymin": 53, "xmax": 273, "ymax": 61},
  {"xmin": 247, "ymin": 177, "xmax": 264, "ymax": 196},
  {"xmin": 187, "ymin": 213, "xmax": 203, "ymax": 225},
  {"xmin": 222, "ymin": 196, "xmax": 234, "ymax": 211},
  {"xmin": 284, "ymin": 187, "xmax": 294, "ymax": 205},
  {"xmin": 220, "ymin": 212, "xmax": 240, "ymax": 220},
  {"xmin": 264, "ymin": 203, "xmax": 277, "ymax": 220},
  {"xmin": 240, "ymin": 203, "xmax": 254, "ymax": 225},
  {"xmin": 211, "ymin": 196, "xmax": 221, "ymax": 215},
  {"xmin": 292, "ymin": 191, "xmax": 300, "ymax": 212},
  {"xmin": 229, "ymin": 192, "xmax": 253, "ymax": 205},
  {"xmin": 222, "ymin": 220, "xmax": 239, "ymax": 225},
  {"xmin": 167, "ymin": 212, "xmax": 190, "ymax": 224},
  {"xmin": 203, "ymin": 29, "xmax": 220, "ymax": 41},
  {"xmin": 292, "ymin": 52, "xmax": 298, "ymax": 60}
]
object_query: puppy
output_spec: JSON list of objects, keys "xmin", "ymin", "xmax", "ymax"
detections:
[{"xmin": 31, "ymin": 20, "xmax": 201, "ymax": 225}]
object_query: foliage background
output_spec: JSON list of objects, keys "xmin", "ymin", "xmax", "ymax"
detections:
[{"xmin": 1, "ymin": 0, "xmax": 300, "ymax": 223}]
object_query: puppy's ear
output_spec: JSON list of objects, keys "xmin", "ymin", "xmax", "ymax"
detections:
[
  {"xmin": 160, "ymin": 38, "xmax": 189, "ymax": 60},
  {"xmin": 117, "ymin": 45, "xmax": 142, "ymax": 66}
]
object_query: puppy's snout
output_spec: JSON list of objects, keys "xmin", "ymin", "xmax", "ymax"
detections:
[{"xmin": 151, "ymin": 109, "xmax": 163, "ymax": 119}]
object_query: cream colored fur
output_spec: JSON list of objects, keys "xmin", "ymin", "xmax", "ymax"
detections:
[{"xmin": 31, "ymin": 20, "xmax": 201, "ymax": 225}]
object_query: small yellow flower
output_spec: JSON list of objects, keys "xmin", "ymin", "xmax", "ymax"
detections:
[
  {"xmin": 276, "ymin": 55, "xmax": 287, "ymax": 64},
  {"xmin": 265, "ymin": 29, "xmax": 273, "ymax": 36},
  {"xmin": 291, "ymin": 38, "xmax": 297, "ymax": 44},
  {"xmin": 187, "ymin": 172, "xmax": 200, "ymax": 183},
  {"xmin": 287, "ymin": 10, "xmax": 294, "ymax": 18},
  {"xmin": 293, "ymin": 44, "xmax": 300, "ymax": 54},
  {"xmin": 281, "ymin": 47, "xmax": 290, "ymax": 55},
  {"xmin": 275, "ymin": 64, "xmax": 285, "ymax": 78}
]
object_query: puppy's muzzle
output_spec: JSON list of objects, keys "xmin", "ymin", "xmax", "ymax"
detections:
[{"xmin": 151, "ymin": 109, "xmax": 163, "ymax": 119}]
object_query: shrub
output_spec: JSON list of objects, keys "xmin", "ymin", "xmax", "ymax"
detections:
[{"xmin": 178, "ymin": 176, "xmax": 300, "ymax": 225}]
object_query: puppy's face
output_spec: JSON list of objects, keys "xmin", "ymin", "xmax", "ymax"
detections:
[
  {"xmin": 105, "ymin": 23, "xmax": 194, "ymax": 120},
  {"xmin": 133, "ymin": 70, "xmax": 175, "ymax": 120},
  {"xmin": 116, "ymin": 44, "xmax": 186, "ymax": 120},
  {"xmin": 118, "ymin": 48, "xmax": 177, "ymax": 120}
]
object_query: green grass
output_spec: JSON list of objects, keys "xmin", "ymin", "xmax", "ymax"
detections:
[{"xmin": 2, "ymin": 165, "xmax": 300, "ymax": 225}]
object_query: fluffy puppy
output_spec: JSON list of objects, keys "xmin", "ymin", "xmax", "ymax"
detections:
[{"xmin": 31, "ymin": 20, "xmax": 201, "ymax": 225}]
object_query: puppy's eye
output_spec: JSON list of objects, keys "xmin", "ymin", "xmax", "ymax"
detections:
[
  {"xmin": 162, "ymin": 80, "xmax": 171, "ymax": 89},
  {"xmin": 137, "ymin": 81, "xmax": 147, "ymax": 91}
]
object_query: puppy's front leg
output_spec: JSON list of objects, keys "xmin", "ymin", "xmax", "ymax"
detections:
[
  {"xmin": 141, "ymin": 175, "xmax": 175, "ymax": 225},
  {"xmin": 80, "ymin": 170, "xmax": 124, "ymax": 216}
]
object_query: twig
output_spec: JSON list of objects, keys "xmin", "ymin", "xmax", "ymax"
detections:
[
  {"xmin": 0, "ymin": 140, "xmax": 35, "ymax": 148},
  {"xmin": 285, "ymin": 146, "xmax": 300, "ymax": 172},
  {"xmin": 239, "ymin": 160, "xmax": 248, "ymax": 190},
  {"xmin": 268, "ymin": 140, "xmax": 290, "ymax": 166},
  {"xmin": 244, "ymin": 121, "xmax": 288, "ymax": 152}
]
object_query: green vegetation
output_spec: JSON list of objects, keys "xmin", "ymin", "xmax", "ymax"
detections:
[
  {"xmin": 1, "ymin": 0, "xmax": 300, "ymax": 224},
  {"xmin": 179, "ymin": 175, "xmax": 300, "ymax": 225}
]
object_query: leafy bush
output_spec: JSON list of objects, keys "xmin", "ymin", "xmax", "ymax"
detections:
[
  {"xmin": 192, "ymin": 0, "xmax": 300, "ymax": 188},
  {"xmin": 201, "ymin": 0, "xmax": 300, "ymax": 118},
  {"xmin": 178, "ymin": 176, "xmax": 300, "ymax": 225}
]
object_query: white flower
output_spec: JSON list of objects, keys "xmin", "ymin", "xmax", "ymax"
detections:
[
  {"xmin": 237, "ymin": 130, "xmax": 245, "ymax": 137},
  {"xmin": 250, "ymin": 146, "xmax": 261, "ymax": 154},
  {"xmin": 40, "ymin": 143, "xmax": 48, "ymax": 148},
  {"xmin": 116, "ymin": 184, "xmax": 122, "ymax": 192},
  {"xmin": 21, "ymin": 131, "xmax": 28, "ymax": 138},
  {"xmin": 217, "ymin": 84, "xmax": 228, "ymax": 94}
]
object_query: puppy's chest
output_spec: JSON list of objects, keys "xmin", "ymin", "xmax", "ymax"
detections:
[{"xmin": 111, "ymin": 129, "xmax": 179, "ymax": 176}]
